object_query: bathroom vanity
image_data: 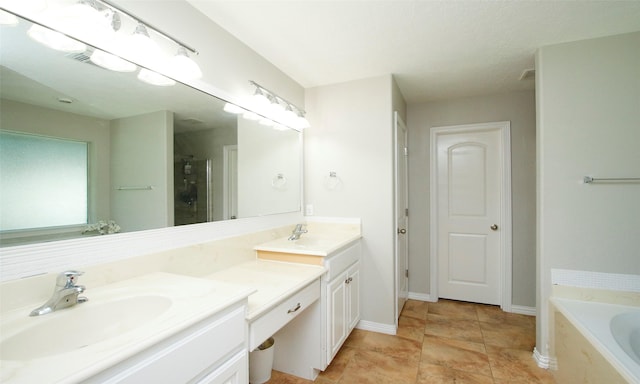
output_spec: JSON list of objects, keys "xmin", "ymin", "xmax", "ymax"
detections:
[
  {"xmin": 254, "ymin": 222, "xmax": 362, "ymax": 377},
  {"xmin": 0, "ymin": 220, "xmax": 361, "ymax": 383}
]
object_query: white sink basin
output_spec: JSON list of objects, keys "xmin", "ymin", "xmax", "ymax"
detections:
[{"xmin": 0, "ymin": 295, "xmax": 171, "ymax": 360}]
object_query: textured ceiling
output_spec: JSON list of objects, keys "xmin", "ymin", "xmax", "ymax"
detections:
[{"xmin": 188, "ymin": 1, "xmax": 640, "ymax": 103}]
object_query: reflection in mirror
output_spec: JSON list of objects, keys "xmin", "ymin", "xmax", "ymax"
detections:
[{"xmin": 0, "ymin": 11, "xmax": 302, "ymax": 247}]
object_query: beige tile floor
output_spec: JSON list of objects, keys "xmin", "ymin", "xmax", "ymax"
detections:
[{"xmin": 265, "ymin": 299, "xmax": 556, "ymax": 384}]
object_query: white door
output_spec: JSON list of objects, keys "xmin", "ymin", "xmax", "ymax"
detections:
[
  {"xmin": 433, "ymin": 122, "xmax": 510, "ymax": 306},
  {"xmin": 395, "ymin": 112, "xmax": 409, "ymax": 320}
]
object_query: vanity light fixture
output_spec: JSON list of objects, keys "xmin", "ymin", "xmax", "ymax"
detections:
[
  {"xmin": 124, "ymin": 22, "xmax": 164, "ymax": 67},
  {"xmin": 249, "ymin": 81, "xmax": 310, "ymax": 131},
  {"xmin": 168, "ymin": 46, "xmax": 202, "ymax": 80},
  {"xmin": 10, "ymin": 0, "xmax": 203, "ymax": 82}
]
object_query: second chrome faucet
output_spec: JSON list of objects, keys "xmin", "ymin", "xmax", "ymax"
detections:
[
  {"xmin": 30, "ymin": 270, "xmax": 88, "ymax": 316},
  {"xmin": 288, "ymin": 223, "xmax": 308, "ymax": 241}
]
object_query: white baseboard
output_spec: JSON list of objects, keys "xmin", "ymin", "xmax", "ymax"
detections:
[
  {"xmin": 533, "ymin": 347, "xmax": 557, "ymax": 370},
  {"xmin": 355, "ymin": 320, "xmax": 396, "ymax": 335},
  {"xmin": 511, "ymin": 305, "xmax": 536, "ymax": 316},
  {"xmin": 408, "ymin": 292, "xmax": 436, "ymax": 302}
]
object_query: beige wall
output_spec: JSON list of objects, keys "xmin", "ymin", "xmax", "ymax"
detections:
[
  {"xmin": 536, "ymin": 31, "xmax": 640, "ymax": 360},
  {"xmin": 406, "ymin": 90, "xmax": 537, "ymax": 307},
  {"xmin": 237, "ymin": 119, "xmax": 302, "ymax": 218},
  {"xmin": 305, "ymin": 75, "xmax": 400, "ymax": 328},
  {"xmin": 110, "ymin": 111, "xmax": 174, "ymax": 232}
]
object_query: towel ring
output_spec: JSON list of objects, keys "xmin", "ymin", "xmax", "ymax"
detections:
[{"xmin": 272, "ymin": 173, "xmax": 287, "ymax": 189}]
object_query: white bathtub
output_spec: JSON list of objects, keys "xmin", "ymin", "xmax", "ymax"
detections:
[{"xmin": 552, "ymin": 298, "xmax": 640, "ymax": 383}]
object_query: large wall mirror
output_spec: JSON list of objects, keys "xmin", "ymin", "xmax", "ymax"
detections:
[{"xmin": 0, "ymin": 10, "xmax": 302, "ymax": 247}]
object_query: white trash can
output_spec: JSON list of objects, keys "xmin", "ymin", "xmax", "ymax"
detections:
[{"xmin": 249, "ymin": 337, "xmax": 275, "ymax": 384}]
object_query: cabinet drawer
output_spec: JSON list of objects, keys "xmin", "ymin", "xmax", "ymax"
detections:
[
  {"xmin": 324, "ymin": 242, "xmax": 360, "ymax": 281},
  {"xmin": 96, "ymin": 305, "xmax": 245, "ymax": 384},
  {"xmin": 249, "ymin": 279, "xmax": 320, "ymax": 351}
]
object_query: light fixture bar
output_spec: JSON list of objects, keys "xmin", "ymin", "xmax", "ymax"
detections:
[
  {"xmin": 98, "ymin": 0, "xmax": 198, "ymax": 55},
  {"xmin": 249, "ymin": 80, "xmax": 306, "ymax": 116}
]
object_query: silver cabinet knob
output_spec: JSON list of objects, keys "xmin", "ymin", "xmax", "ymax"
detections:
[
  {"xmin": 490, "ymin": 224, "xmax": 498, "ymax": 231},
  {"xmin": 398, "ymin": 228, "xmax": 407, "ymax": 234}
]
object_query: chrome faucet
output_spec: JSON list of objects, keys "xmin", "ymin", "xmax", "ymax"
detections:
[
  {"xmin": 29, "ymin": 270, "xmax": 88, "ymax": 316},
  {"xmin": 288, "ymin": 223, "xmax": 308, "ymax": 241}
]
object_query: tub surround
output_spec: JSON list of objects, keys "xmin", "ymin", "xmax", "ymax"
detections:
[
  {"xmin": 551, "ymin": 298, "xmax": 640, "ymax": 383},
  {"xmin": 0, "ymin": 218, "xmax": 361, "ymax": 383},
  {"xmin": 549, "ymin": 276, "xmax": 640, "ymax": 384}
]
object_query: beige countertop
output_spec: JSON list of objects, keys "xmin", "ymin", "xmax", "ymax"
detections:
[
  {"xmin": 205, "ymin": 260, "xmax": 326, "ymax": 321},
  {"xmin": 254, "ymin": 231, "xmax": 361, "ymax": 257},
  {"xmin": 0, "ymin": 272, "xmax": 254, "ymax": 384}
]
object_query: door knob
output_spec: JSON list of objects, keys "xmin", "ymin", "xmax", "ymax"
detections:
[
  {"xmin": 490, "ymin": 224, "xmax": 498, "ymax": 231},
  {"xmin": 398, "ymin": 228, "xmax": 407, "ymax": 234}
]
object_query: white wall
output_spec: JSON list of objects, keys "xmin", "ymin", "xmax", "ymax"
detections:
[
  {"xmin": 536, "ymin": 31, "xmax": 640, "ymax": 360},
  {"xmin": 407, "ymin": 90, "xmax": 537, "ymax": 307},
  {"xmin": 110, "ymin": 111, "xmax": 174, "ymax": 232},
  {"xmin": 304, "ymin": 75, "xmax": 400, "ymax": 329}
]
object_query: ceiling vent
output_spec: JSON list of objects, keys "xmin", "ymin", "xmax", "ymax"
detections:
[
  {"xmin": 519, "ymin": 68, "xmax": 535, "ymax": 81},
  {"xmin": 65, "ymin": 50, "xmax": 92, "ymax": 63}
]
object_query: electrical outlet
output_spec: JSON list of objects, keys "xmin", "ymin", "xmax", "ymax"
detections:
[{"xmin": 305, "ymin": 204, "xmax": 314, "ymax": 216}]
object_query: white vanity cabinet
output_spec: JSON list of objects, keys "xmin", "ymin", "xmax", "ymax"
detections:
[
  {"xmin": 84, "ymin": 301, "xmax": 248, "ymax": 384},
  {"xmin": 324, "ymin": 245, "xmax": 360, "ymax": 363},
  {"xmin": 255, "ymin": 236, "xmax": 361, "ymax": 378}
]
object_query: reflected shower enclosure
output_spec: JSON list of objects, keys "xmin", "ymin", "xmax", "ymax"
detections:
[{"xmin": 174, "ymin": 157, "xmax": 212, "ymax": 226}]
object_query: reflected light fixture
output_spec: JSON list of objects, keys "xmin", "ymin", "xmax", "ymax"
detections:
[
  {"xmin": 27, "ymin": 24, "xmax": 87, "ymax": 52},
  {"xmin": 138, "ymin": 68, "xmax": 175, "ymax": 86},
  {"xmin": 90, "ymin": 49, "xmax": 137, "ymax": 72},
  {"xmin": 223, "ymin": 103, "xmax": 244, "ymax": 114},
  {"xmin": 249, "ymin": 81, "xmax": 310, "ymax": 130}
]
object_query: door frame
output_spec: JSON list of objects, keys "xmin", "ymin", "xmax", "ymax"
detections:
[
  {"xmin": 429, "ymin": 121, "xmax": 512, "ymax": 311},
  {"xmin": 394, "ymin": 111, "xmax": 409, "ymax": 325}
]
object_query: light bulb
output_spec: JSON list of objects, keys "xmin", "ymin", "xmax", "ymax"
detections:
[
  {"xmin": 90, "ymin": 49, "xmax": 137, "ymax": 72},
  {"xmin": 169, "ymin": 47, "xmax": 202, "ymax": 80},
  {"xmin": 138, "ymin": 68, "xmax": 175, "ymax": 87},
  {"xmin": 281, "ymin": 105, "xmax": 299, "ymax": 127},
  {"xmin": 251, "ymin": 88, "xmax": 270, "ymax": 111},
  {"xmin": 125, "ymin": 23, "xmax": 164, "ymax": 68},
  {"xmin": 294, "ymin": 115, "xmax": 311, "ymax": 130},
  {"xmin": 27, "ymin": 24, "xmax": 86, "ymax": 53},
  {"xmin": 50, "ymin": 1, "xmax": 115, "ymax": 45}
]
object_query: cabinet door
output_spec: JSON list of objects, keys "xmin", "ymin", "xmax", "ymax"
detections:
[
  {"xmin": 327, "ymin": 272, "xmax": 347, "ymax": 361},
  {"xmin": 195, "ymin": 350, "xmax": 247, "ymax": 384},
  {"xmin": 347, "ymin": 263, "xmax": 360, "ymax": 331}
]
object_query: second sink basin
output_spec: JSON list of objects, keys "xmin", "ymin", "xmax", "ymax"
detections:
[{"xmin": 0, "ymin": 295, "xmax": 171, "ymax": 360}]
